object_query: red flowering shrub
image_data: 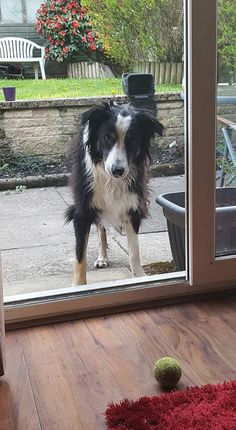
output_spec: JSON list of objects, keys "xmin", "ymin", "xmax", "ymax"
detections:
[{"xmin": 36, "ymin": 0, "xmax": 103, "ymax": 63}]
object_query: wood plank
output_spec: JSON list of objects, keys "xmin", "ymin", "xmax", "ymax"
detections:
[
  {"xmin": 19, "ymin": 323, "xmax": 110, "ymax": 430},
  {"xmin": 83, "ymin": 311, "xmax": 198, "ymax": 392},
  {"xmin": 132, "ymin": 61, "xmax": 138, "ymax": 73},
  {"xmin": 3, "ymin": 297, "xmax": 236, "ymax": 429},
  {"xmin": 150, "ymin": 61, "xmax": 155, "ymax": 78},
  {"xmin": 154, "ymin": 62, "xmax": 160, "ymax": 85},
  {"xmin": 157, "ymin": 315, "xmax": 236, "ymax": 386},
  {"xmin": 217, "ymin": 115, "xmax": 236, "ymax": 127},
  {"xmin": 67, "ymin": 64, "xmax": 71, "ymax": 78},
  {"xmin": 165, "ymin": 62, "xmax": 171, "ymax": 84},
  {"xmin": 16, "ymin": 312, "xmax": 199, "ymax": 430},
  {"xmin": 91, "ymin": 62, "xmax": 96, "ymax": 78},
  {"xmin": 0, "ymin": 334, "xmax": 41, "ymax": 430},
  {"xmin": 176, "ymin": 62, "xmax": 183, "ymax": 84},
  {"xmin": 170, "ymin": 62, "xmax": 177, "ymax": 83},
  {"xmin": 82, "ymin": 62, "xmax": 86, "ymax": 78},
  {"xmin": 0, "ymin": 257, "xmax": 4, "ymax": 377},
  {"xmin": 87, "ymin": 63, "xmax": 92, "ymax": 79},
  {"xmin": 159, "ymin": 62, "xmax": 166, "ymax": 85}
]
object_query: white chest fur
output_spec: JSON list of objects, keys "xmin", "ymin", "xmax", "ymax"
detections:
[{"xmin": 90, "ymin": 164, "xmax": 138, "ymax": 227}]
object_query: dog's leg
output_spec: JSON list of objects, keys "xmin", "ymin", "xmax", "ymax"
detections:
[
  {"xmin": 94, "ymin": 225, "xmax": 109, "ymax": 268},
  {"xmin": 125, "ymin": 216, "xmax": 145, "ymax": 277},
  {"xmin": 73, "ymin": 216, "xmax": 91, "ymax": 286}
]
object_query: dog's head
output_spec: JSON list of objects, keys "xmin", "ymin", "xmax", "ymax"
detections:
[{"xmin": 81, "ymin": 101, "xmax": 163, "ymax": 179}]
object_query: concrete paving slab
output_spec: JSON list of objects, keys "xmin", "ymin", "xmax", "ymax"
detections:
[
  {"xmin": 4, "ymin": 267, "xmax": 132, "ymax": 296},
  {"xmin": 1, "ymin": 234, "xmax": 130, "ymax": 285},
  {"xmin": 0, "ymin": 187, "xmax": 67, "ymax": 219},
  {"xmin": 1, "ymin": 214, "xmax": 74, "ymax": 249},
  {"xmin": 140, "ymin": 232, "xmax": 172, "ymax": 264},
  {"xmin": 112, "ymin": 231, "xmax": 172, "ymax": 265},
  {"xmin": 0, "ymin": 175, "xmax": 183, "ymax": 296},
  {"xmin": 0, "ymin": 187, "xmax": 97, "ymax": 250},
  {"xmin": 0, "ymin": 187, "xmax": 72, "ymax": 249}
]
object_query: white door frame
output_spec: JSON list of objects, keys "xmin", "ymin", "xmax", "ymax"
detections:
[{"xmin": 188, "ymin": 0, "xmax": 236, "ymax": 285}]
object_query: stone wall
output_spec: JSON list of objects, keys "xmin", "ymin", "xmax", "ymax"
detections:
[
  {"xmin": 0, "ymin": 94, "xmax": 184, "ymax": 165},
  {"xmin": 1, "ymin": 94, "xmax": 235, "ymax": 168}
]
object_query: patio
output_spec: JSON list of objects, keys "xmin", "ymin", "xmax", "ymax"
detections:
[{"xmin": 0, "ymin": 175, "xmax": 185, "ymax": 297}]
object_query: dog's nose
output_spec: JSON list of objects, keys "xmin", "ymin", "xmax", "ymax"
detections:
[{"xmin": 111, "ymin": 165, "xmax": 125, "ymax": 177}]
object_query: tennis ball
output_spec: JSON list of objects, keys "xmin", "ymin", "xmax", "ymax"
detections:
[{"xmin": 153, "ymin": 357, "xmax": 182, "ymax": 388}]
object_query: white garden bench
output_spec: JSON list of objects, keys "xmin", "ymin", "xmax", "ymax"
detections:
[{"xmin": 0, "ymin": 37, "xmax": 46, "ymax": 80}]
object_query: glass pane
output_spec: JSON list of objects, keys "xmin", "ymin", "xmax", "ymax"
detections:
[
  {"xmin": 216, "ymin": 0, "xmax": 236, "ymax": 257},
  {"xmin": 1, "ymin": 0, "xmax": 23, "ymax": 23},
  {"xmin": 0, "ymin": 1, "xmax": 186, "ymax": 302},
  {"xmin": 25, "ymin": 0, "xmax": 41, "ymax": 23}
]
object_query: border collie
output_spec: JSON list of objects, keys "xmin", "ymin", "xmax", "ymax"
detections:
[{"xmin": 66, "ymin": 101, "xmax": 163, "ymax": 285}]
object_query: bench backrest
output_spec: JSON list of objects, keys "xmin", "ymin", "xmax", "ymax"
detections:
[{"xmin": 0, "ymin": 37, "xmax": 43, "ymax": 59}]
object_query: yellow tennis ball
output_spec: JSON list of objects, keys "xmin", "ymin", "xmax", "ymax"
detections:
[{"xmin": 153, "ymin": 357, "xmax": 182, "ymax": 388}]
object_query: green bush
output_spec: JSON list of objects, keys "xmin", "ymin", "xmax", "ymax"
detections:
[
  {"xmin": 218, "ymin": 0, "xmax": 236, "ymax": 82},
  {"xmin": 83, "ymin": 0, "xmax": 183, "ymax": 69}
]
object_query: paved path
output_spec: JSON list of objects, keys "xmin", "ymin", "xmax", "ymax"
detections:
[{"xmin": 0, "ymin": 175, "xmax": 185, "ymax": 296}]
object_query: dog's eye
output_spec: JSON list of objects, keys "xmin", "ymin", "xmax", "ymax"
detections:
[{"xmin": 104, "ymin": 135, "xmax": 112, "ymax": 144}]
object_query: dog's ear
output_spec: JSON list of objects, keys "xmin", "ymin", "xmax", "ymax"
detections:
[
  {"xmin": 136, "ymin": 110, "xmax": 164, "ymax": 138},
  {"xmin": 81, "ymin": 103, "xmax": 111, "ymax": 125},
  {"xmin": 80, "ymin": 103, "xmax": 112, "ymax": 162}
]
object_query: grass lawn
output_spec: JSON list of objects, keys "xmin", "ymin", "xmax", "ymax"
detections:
[{"xmin": 0, "ymin": 78, "xmax": 181, "ymax": 101}]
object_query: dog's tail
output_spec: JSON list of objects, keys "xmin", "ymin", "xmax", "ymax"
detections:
[{"xmin": 65, "ymin": 205, "xmax": 75, "ymax": 224}]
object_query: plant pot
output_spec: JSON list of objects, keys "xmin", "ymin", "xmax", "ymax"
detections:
[
  {"xmin": 2, "ymin": 87, "xmax": 16, "ymax": 101},
  {"xmin": 156, "ymin": 187, "xmax": 236, "ymax": 271}
]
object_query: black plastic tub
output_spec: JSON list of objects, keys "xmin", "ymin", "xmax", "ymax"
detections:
[{"xmin": 156, "ymin": 188, "xmax": 236, "ymax": 271}]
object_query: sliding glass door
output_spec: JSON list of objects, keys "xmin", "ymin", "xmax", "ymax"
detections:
[{"xmin": 3, "ymin": 0, "xmax": 236, "ymax": 326}]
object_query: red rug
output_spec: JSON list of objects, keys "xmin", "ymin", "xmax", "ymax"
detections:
[{"xmin": 105, "ymin": 380, "xmax": 236, "ymax": 429}]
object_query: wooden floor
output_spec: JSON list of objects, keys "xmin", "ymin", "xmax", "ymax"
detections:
[{"xmin": 1, "ymin": 296, "xmax": 236, "ymax": 429}]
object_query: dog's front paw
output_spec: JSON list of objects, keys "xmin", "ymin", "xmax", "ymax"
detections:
[{"xmin": 94, "ymin": 257, "xmax": 109, "ymax": 268}]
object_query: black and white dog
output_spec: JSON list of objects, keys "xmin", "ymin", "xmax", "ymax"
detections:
[{"xmin": 66, "ymin": 101, "xmax": 163, "ymax": 285}]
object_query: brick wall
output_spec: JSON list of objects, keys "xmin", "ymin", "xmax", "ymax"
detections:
[
  {"xmin": 0, "ymin": 94, "xmax": 184, "ymax": 163},
  {"xmin": 1, "ymin": 94, "xmax": 235, "ymax": 167}
]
